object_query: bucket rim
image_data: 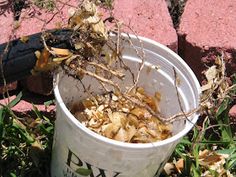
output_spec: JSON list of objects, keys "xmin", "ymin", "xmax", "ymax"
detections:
[{"xmin": 54, "ymin": 33, "xmax": 201, "ymax": 149}]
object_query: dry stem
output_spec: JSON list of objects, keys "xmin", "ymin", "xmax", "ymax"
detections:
[
  {"xmin": 78, "ymin": 67, "xmax": 121, "ymax": 91},
  {"xmin": 41, "ymin": 34, "xmax": 56, "ymax": 56},
  {"xmin": 126, "ymin": 30, "xmax": 145, "ymax": 93},
  {"xmin": 105, "ymin": 37, "xmax": 136, "ymax": 83},
  {"xmin": 173, "ymin": 67, "xmax": 195, "ymax": 125},
  {"xmin": 87, "ymin": 61, "xmax": 125, "ymax": 79}
]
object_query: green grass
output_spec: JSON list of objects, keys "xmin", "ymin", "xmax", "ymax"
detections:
[{"xmin": 0, "ymin": 92, "xmax": 54, "ymax": 177}]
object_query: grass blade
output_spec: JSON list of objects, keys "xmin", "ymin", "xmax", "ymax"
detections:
[
  {"xmin": 12, "ymin": 119, "xmax": 35, "ymax": 144},
  {"xmin": 7, "ymin": 92, "xmax": 22, "ymax": 108},
  {"xmin": 32, "ymin": 104, "xmax": 43, "ymax": 119},
  {"xmin": 76, "ymin": 168, "xmax": 92, "ymax": 176}
]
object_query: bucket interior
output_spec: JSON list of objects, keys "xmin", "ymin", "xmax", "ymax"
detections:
[{"xmin": 55, "ymin": 34, "xmax": 200, "ymax": 141}]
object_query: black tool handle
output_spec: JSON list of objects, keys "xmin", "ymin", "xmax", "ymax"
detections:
[{"xmin": 0, "ymin": 29, "xmax": 73, "ymax": 85}]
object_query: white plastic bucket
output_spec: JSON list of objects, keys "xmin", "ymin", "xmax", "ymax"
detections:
[{"xmin": 51, "ymin": 34, "xmax": 201, "ymax": 177}]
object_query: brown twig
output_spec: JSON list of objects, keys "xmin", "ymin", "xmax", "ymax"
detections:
[
  {"xmin": 78, "ymin": 67, "xmax": 121, "ymax": 92},
  {"xmin": 0, "ymin": 26, "xmax": 18, "ymax": 103},
  {"xmin": 173, "ymin": 67, "xmax": 195, "ymax": 124},
  {"xmin": 57, "ymin": 0, "xmax": 78, "ymax": 8},
  {"xmin": 87, "ymin": 61, "xmax": 125, "ymax": 79},
  {"xmin": 0, "ymin": 41, "xmax": 10, "ymax": 102},
  {"xmin": 41, "ymin": 33, "xmax": 56, "ymax": 56},
  {"xmin": 126, "ymin": 30, "xmax": 145, "ymax": 93},
  {"xmin": 105, "ymin": 37, "xmax": 136, "ymax": 83}
]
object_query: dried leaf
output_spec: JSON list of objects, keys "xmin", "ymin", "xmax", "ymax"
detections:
[
  {"xmin": 109, "ymin": 112, "xmax": 126, "ymax": 127},
  {"xmin": 133, "ymin": 127, "xmax": 150, "ymax": 143},
  {"xmin": 175, "ymin": 158, "xmax": 184, "ymax": 173},
  {"xmin": 69, "ymin": 1, "xmax": 107, "ymax": 41},
  {"xmin": 114, "ymin": 127, "xmax": 128, "ymax": 142},
  {"xmin": 51, "ymin": 47, "xmax": 72, "ymax": 56},
  {"xmin": 53, "ymin": 54, "xmax": 72, "ymax": 62},
  {"xmin": 163, "ymin": 162, "xmax": 175, "ymax": 175},
  {"xmin": 74, "ymin": 43, "xmax": 85, "ymax": 50},
  {"xmin": 88, "ymin": 118, "xmax": 103, "ymax": 128},
  {"xmin": 199, "ymin": 149, "xmax": 231, "ymax": 175},
  {"xmin": 13, "ymin": 20, "xmax": 20, "ymax": 29},
  {"xmin": 68, "ymin": 7, "xmax": 76, "ymax": 17},
  {"xmin": 201, "ymin": 82, "xmax": 213, "ymax": 92},
  {"xmin": 34, "ymin": 51, "xmax": 41, "ymax": 59},
  {"xmin": 33, "ymin": 49, "xmax": 54, "ymax": 72},
  {"xmin": 126, "ymin": 125, "xmax": 137, "ymax": 142},
  {"xmin": 127, "ymin": 114, "xmax": 139, "ymax": 127},
  {"xmin": 101, "ymin": 123, "xmax": 120, "ymax": 139},
  {"xmin": 199, "ymin": 149, "xmax": 222, "ymax": 166},
  {"xmin": 130, "ymin": 107, "xmax": 152, "ymax": 119},
  {"xmin": 201, "ymin": 66, "xmax": 218, "ymax": 92},
  {"xmin": 206, "ymin": 66, "xmax": 217, "ymax": 81},
  {"xmin": 31, "ymin": 140, "xmax": 43, "ymax": 150},
  {"xmin": 20, "ymin": 36, "xmax": 29, "ymax": 43}
]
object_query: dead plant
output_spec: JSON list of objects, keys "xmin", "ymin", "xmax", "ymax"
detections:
[{"xmin": 32, "ymin": 0, "xmax": 202, "ymax": 142}]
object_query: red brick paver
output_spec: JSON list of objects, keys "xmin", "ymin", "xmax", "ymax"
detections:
[
  {"xmin": 229, "ymin": 105, "xmax": 236, "ymax": 118},
  {"xmin": 1, "ymin": 0, "xmax": 177, "ymax": 49},
  {"xmin": 0, "ymin": 94, "xmax": 55, "ymax": 112},
  {"xmin": 178, "ymin": 0, "xmax": 236, "ymax": 80},
  {"xmin": 112, "ymin": 0, "xmax": 178, "ymax": 52},
  {"xmin": 0, "ymin": 0, "xmax": 78, "ymax": 43}
]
